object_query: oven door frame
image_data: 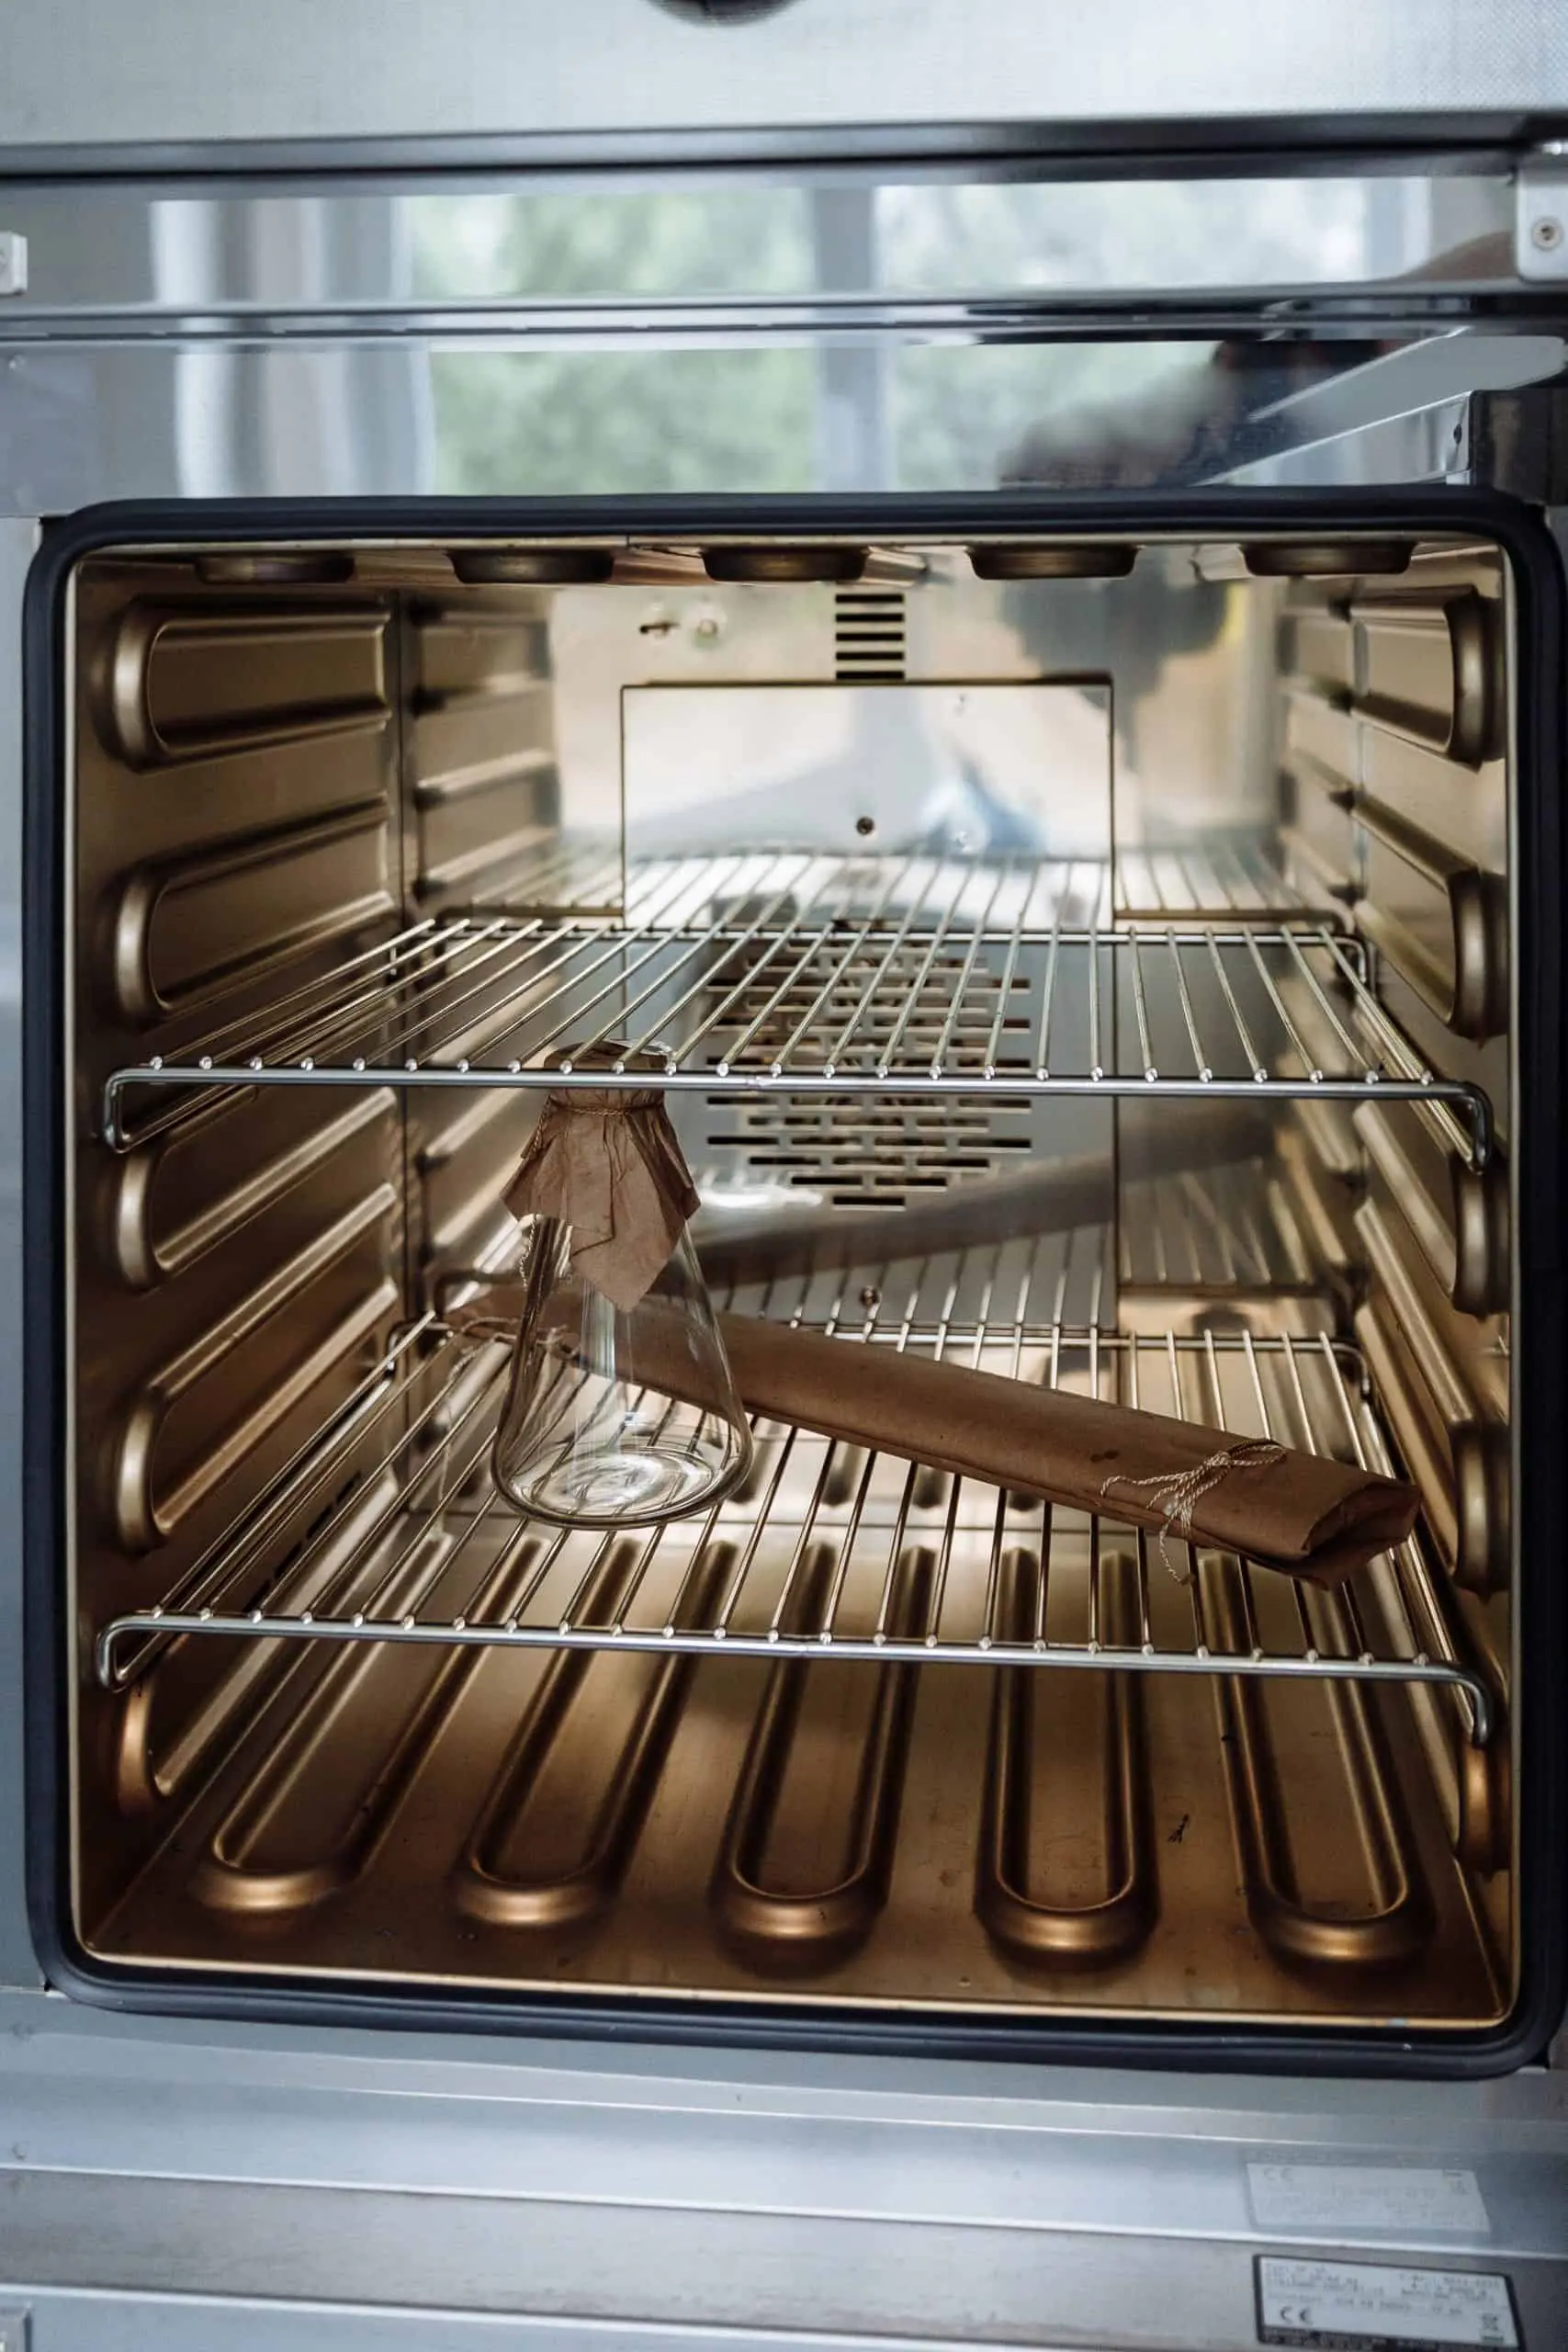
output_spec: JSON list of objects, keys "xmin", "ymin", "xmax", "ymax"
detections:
[{"xmin": 18, "ymin": 483, "xmax": 1566, "ymax": 2077}]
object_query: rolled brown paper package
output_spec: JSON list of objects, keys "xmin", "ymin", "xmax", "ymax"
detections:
[
  {"xmin": 705, "ymin": 1317, "xmax": 1416, "ymax": 1586},
  {"xmin": 454, "ymin": 1293, "xmax": 1418, "ymax": 1587}
]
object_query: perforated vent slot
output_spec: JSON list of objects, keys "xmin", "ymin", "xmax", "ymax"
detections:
[
  {"xmin": 834, "ymin": 589, "xmax": 907, "ymax": 679},
  {"xmin": 699, "ymin": 924, "xmax": 1035, "ymax": 1202},
  {"xmin": 703, "ymin": 1095, "xmax": 1032, "ymax": 1208}
]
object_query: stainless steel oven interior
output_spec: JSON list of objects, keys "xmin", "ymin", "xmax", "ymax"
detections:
[{"xmin": 49, "ymin": 512, "xmax": 1531, "ymax": 2048}]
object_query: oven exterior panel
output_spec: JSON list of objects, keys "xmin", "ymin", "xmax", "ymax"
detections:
[
  {"xmin": 0, "ymin": 0, "xmax": 1567, "ymax": 172},
  {"xmin": 3, "ymin": 131, "xmax": 1568, "ymax": 2348},
  {"xmin": 17, "ymin": 485, "xmax": 1566, "ymax": 2079},
  {"xmin": 0, "ymin": 1984, "xmax": 1564, "ymax": 2351}
]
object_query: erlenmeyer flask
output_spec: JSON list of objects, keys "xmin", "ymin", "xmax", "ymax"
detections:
[
  {"xmin": 489, "ymin": 1059, "xmax": 750, "ymax": 1527},
  {"xmin": 491, "ymin": 1213, "xmax": 750, "ymax": 1525}
]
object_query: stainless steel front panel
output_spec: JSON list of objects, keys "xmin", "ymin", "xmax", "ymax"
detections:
[
  {"xmin": 0, "ymin": 1987, "xmax": 1563, "ymax": 2350},
  {"xmin": 2, "ymin": 168, "xmax": 1565, "ymax": 517},
  {"xmin": 1, "ymin": 0, "xmax": 1567, "ymax": 166}
]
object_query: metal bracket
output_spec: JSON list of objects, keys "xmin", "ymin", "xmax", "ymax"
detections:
[
  {"xmin": 0, "ymin": 2313, "xmax": 29, "ymax": 2352},
  {"xmin": 1516, "ymin": 154, "xmax": 1568, "ymax": 279},
  {"xmin": 0, "ymin": 233, "xmax": 27, "ymax": 298}
]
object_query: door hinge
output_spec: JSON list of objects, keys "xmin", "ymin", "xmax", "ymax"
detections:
[
  {"xmin": 0, "ymin": 232, "xmax": 28, "ymax": 299},
  {"xmin": 1516, "ymin": 154, "xmax": 1568, "ymax": 279}
]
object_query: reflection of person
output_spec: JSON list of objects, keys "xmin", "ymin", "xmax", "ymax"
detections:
[
  {"xmin": 991, "ymin": 563, "xmax": 1228, "ymax": 787},
  {"xmin": 1000, "ymin": 337, "xmax": 1393, "ymax": 492},
  {"xmin": 996, "ymin": 340, "xmax": 1393, "ymax": 779}
]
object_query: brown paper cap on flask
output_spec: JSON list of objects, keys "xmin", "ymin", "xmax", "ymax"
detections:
[{"xmin": 502, "ymin": 1045, "xmax": 700, "ymax": 1313}]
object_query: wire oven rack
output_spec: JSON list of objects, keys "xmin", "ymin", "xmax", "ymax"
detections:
[
  {"xmin": 102, "ymin": 854, "xmax": 1494, "ymax": 1166},
  {"xmin": 95, "ymin": 1252, "xmax": 1494, "ymax": 1744}
]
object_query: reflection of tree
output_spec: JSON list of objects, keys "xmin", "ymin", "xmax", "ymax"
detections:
[
  {"xmin": 877, "ymin": 180, "xmax": 1368, "ymax": 294},
  {"xmin": 413, "ymin": 189, "xmax": 815, "ymax": 302},
  {"xmin": 879, "ymin": 180, "xmax": 1359, "ymax": 492},
  {"xmin": 416, "ymin": 180, "xmax": 1368, "ymax": 495},
  {"xmin": 419, "ymin": 191, "xmax": 815, "ymax": 494},
  {"xmin": 433, "ymin": 348, "xmax": 816, "ymax": 494}
]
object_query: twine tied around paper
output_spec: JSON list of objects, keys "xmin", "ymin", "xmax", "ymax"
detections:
[
  {"xmin": 503, "ymin": 1078, "xmax": 700, "ymax": 1314},
  {"xmin": 1100, "ymin": 1438, "xmax": 1289, "ymax": 1581}
]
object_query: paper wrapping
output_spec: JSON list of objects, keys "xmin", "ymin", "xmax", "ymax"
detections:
[
  {"xmin": 452, "ymin": 1294, "xmax": 1418, "ymax": 1587},
  {"xmin": 702, "ymin": 1317, "xmax": 1417, "ymax": 1587},
  {"xmin": 503, "ymin": 1086, "xmax": 700, "ymax": 1313}
]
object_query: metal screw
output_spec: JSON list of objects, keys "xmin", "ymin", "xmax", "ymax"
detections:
[
  {"xmin": 1531, "ymin": 215, "xmax": 1564, "ymax": 251},
  {"xmin": 855, "ymin": 815, "xmax": 876, "ymax": 837}
]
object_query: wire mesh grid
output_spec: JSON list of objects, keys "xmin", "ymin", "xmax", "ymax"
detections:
[
  {"xmin": 95, "ymin": 1241, "xmax": 1492, "ymax": 1742},
  {"xmin": 102, "ymin": 853, "xmax": 1494, "ymax": 1165}
]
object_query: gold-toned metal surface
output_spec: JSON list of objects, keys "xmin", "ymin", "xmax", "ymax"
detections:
[
  {"xmin": 1350, "ymin": 590, "xmax": 1501, "ymax": 768},
  {"xmin": 196, "ymin": 1532, "xmax": 552, "ymax": 1916},
  {"xmin": 704, "ymin": 546, "xmax": 867, "ymax": 582},
  {"xmin": 712, "ymin": 1542, "xmax": 931, "ymax": 1972},
  {"xmin": 1245, "ymin": 540, "xmax": 1413, "ymax": 578},
  {"xmin": 108, "ymin": 803, "xmax": 396, "ymax": 1027},
  {"xmin": 70, "ymin": 556, "xmax": 407, "ymax": 1939},
  {"xmin": 88, "ymin": 1574, "xmax": 1500, "ymax": 2026},
  {"xmin": 455, "ymin": 1540, "xmax": 731, "ymax": 1931},
  {"xmin": 1354, "ymin": 796, "xmax": 1508, "ymax": 1043},
  {"xmin": 449, "ymin": 548, "xmax": 615, "ymax": 585},
  {"xmin": 1118, "ymin": 1152, "xmax": 1317, "ymax": 1295},
  {"xmin": 1355, "ymin": 1197, "xmax": 1509, "ymax": 1596},
  {"xmin": 194, "ymin": 552, "xmax": 357, "ymax": 588},
  {"xmin": 106, "ymin": 1088, "xmax": 396, "ymax": 1291},
  {"xmin": 1206, "ymin": 1558, "xmax": 1435, "ymax": 1972},
  {"xmin": 107, "ymin": 1192, "xmax": 399, "ymax": 1553},
  {"xmin": 61, "ymin": 531, "xmax": 1516, "ymax": 2037},
  {"xmin": 976, "ymin": 1550, "xmax": 1155, "ymax": 1969},
  {"xmin": 966, "ymin": 544, "xmax": 1137, "ymax": 580},
  {"xmin": 1456, "ymin": 1705, "xmax": 1512, "ymax": 1880},
  {"xmin": 1353, "ymin": 1100, "xmax": 1509, "ymax": 1317},
  {"xmin": 1280, "ymin": 555, "xmax": 1509, "ymax": 1058},
  {"xmin": 405, "ymin": 594, "xmax": 565, "ymax": 912},
  {"xmin": 99, "ymin": 602, "xmax": 389, "ymax": 769},
  {"xmin": 1270, "ymin": 1117, "xmax": 1357, "ymax": 1283}
]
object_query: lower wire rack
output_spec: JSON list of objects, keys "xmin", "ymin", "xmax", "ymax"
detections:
[{"xmin": 96, "ymin": 1299, "xmax": 1494, "ymax": 1744}]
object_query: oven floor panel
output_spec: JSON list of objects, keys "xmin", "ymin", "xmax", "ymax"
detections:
[{"xmin": 92, "ymin": 1543, "xmax": 1503, "ymax": 2026}]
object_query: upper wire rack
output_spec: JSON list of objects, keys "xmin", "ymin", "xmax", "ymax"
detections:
[{"xmin": 103, "ymin": 853, "xmax": 1493, "ymax": 1165}]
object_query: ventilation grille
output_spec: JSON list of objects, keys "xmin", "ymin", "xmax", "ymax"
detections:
[
  {"xmin": 834, "ymin": 588, "xmax": 907, "ymax": 680},
  {"xmin": 704, "ymin": 1095, "xmax": 1032, "ymax": 1208},
  {"xmin": 701, "ymin": 931, "xmax": 1032, "ymax": 1204}
]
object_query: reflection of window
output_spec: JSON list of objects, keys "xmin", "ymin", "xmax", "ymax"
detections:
[
  {"xmin": 875, "ymin": 180, "xmax": 1372, "ymax": 292},
  {"xmin": 412, "ymin": 179, "xmax": 1374, "ymax": 496},
  {"xmin": 410, "ymin": 179, "xmax": 1375, "ymax": 301},
  {"xmin": 429, "ymin": 350, "xmax": 817, "ymax": 496},
  {"xmin": 412, "ymin": 188, "xmax": 815, "ymax": 300},
  {"xmin": 417, "ymin": 190, "xmax": 817, "ymax": 494}
]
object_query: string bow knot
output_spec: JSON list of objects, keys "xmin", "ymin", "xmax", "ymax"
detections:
[{"xmin": 1100, "ymin": 1438, "xmax": 1289, "ymax": 1580}]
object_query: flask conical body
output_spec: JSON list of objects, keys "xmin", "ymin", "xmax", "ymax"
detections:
[{"xmin": 491, "ymin": 1215, "xmax": 751, "ymax": 1526}]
